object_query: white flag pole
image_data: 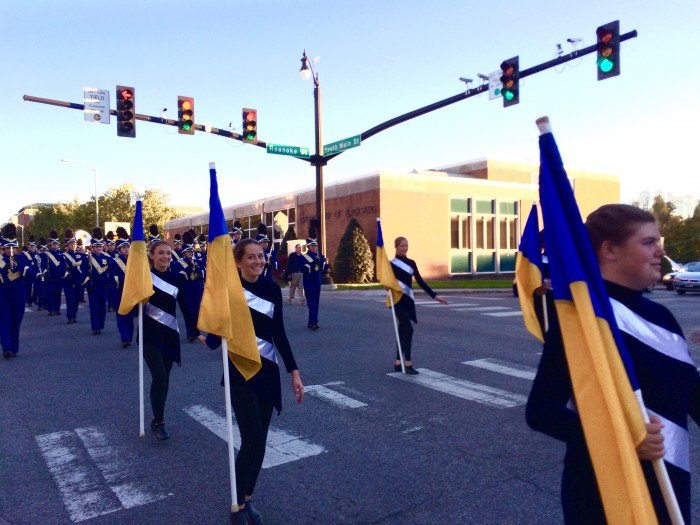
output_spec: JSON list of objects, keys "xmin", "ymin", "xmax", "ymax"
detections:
[
  {"xmin": 221, "ymin": 339, "xmax": 239, "ymax": 513},
  {"xmin": 635, "ymin": 393, "xmax": 684, "ymax": 525},
  {"xmin": 387, "ymin": 291, "xmax": 405, "ymax": 373},
  {"xmin": 138, "ymin": 303, "xmax": 145, "ymax": 437},
  {"xmin": 541, "ymin": 294, "xmax": 549, "ymax": 334}
]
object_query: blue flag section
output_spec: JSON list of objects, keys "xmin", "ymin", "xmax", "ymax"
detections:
[
  {"xmin": 515, "ymin": 204, "xmax": 544, "ymax": 342},
  {"xmin": 537, "ymin": 118, "xmax": 656, "ymax": 524}
]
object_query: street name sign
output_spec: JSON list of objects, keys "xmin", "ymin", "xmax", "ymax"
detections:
[
  {"xmin": 83, "ymin": 88, "xmax": 110, "ymax": 123},
  {"xmin": 266, "ymin": 143, "xmax": 310, "ymax": 158},
  {"xmin": 323, "ymin": 134, "xmax": 361, "ymax": 156}
]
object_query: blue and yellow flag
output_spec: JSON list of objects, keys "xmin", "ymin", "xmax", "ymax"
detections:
[
  {"xmin": 118, "ymin": 200, "xmax": 153, "ymax": 314},
  {"xmin": 197, "ymin": 163, "xmax": 261, "ymax": 380},
  {"xmin": 537, "ymin": 117, "xmax": 655, "ymax": 524},
  {"xmin": 376, "ymin": 219, "xmax": 402, "ymax": 306},
  {"xmin": 515, "ymin": 204, "xmax": 544, "ymax": 342}
]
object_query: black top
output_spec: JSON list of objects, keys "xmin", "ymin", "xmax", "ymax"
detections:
[
  {"xmin": 143, "ymin": 268, "xmax": 199, "ymax": 364},
  {"xmin": 228, "ymin": 277, "xmax": 298, "ymax": 412},
  {"xmin": 391, "ymin": 255, "xmax": 436, "ymax": 323}
]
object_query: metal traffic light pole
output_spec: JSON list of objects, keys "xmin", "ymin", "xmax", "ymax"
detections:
[{"xmin": 23, "ymin": 28, "xmax": 637, "ymax": 155}]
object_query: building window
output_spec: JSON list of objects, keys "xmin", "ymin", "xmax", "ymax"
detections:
[{"xmin": 450, "ymin": 198, "xmax": 472, "ymax": 274}]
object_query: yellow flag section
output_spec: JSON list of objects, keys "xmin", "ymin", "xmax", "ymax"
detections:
[
  {"xmin": 118, "ymin": 200, "xmax": 153, "ymax": 314},
  {"xmin": 558, "ymin": 283, "xmax": 655, "ymax": 524},
  {"xmin": 515, "ymin": 252, "xmax": 544, "ymax": 342},
  {"xmin": 375, "ymin": 218, "xmax": 402, "ymax": 307},
  {"xmin": 198, "ymin": 234, "xmax": 261, "ymax": 380}
]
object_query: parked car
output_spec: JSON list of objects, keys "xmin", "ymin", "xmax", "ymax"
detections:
[
  {"xmin": 662, "ymin": 261, "xmax": 700, "ymax": 290},
  {"xmin": 674, "ymin": 271, "xmax": 700, "ymax": 295}
]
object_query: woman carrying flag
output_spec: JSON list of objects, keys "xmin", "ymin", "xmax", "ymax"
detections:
[
  {"xmin": 227, "ymin": 237, "xmax": 304, "ymax": 525},
  {"xmin": 143, "ymin": 240, "xmax": 206, "ymax": 440},
  {"xmin": 390, "ymin": 236, "xmax": 448, "ymax": 374}
]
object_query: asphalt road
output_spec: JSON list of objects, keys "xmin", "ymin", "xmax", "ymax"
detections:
[{"xmin": 1, "ymin": 287, "xmax": 699, "ymax": 525}]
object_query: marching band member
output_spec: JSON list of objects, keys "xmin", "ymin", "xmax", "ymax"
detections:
[
  {"xmin": 109, "ymin": 227, "xmax": 136, "ymax": 348},
  {"xmin": 0, "ymin": 224, "xmax": 29, "ymax": 359},
  {"xmin": 171, "ymin": 231, "xmax": 205, "ymax": 343},
  {"xmin": 105, "ymin": 231, "xmax": 117, "ymax": 312},
  {"xmin": 35, "ymin": 238, "xmax": 48, "ymax": 311},
  {"xmin": 87, "ymin": 228, "xmax": 111, "ymax": 335},
  {"xmin": 143, "ymin": 240, "xmax": 206, "ymax": 441},
  {"xmin": 62, "ymin": 228, "xmax": 87, "ymax": 324},
  {"xmin": 301, "ymin": 240, "xmax": 328, "ymax": 330},
  {"xmin": 45, "ymin": 230, "xmax": 66, "ymax": 316}
]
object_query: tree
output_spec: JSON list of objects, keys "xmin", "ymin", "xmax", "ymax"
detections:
[
  {"xmin": 26, "ymin": 184, "xmax": 182, "ymax": 242},
  {"xmin": 332, "ymin": 218, "xmax": 374, "ymax": 284}
]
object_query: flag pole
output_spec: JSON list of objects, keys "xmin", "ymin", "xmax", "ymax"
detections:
[
  {"xmin": 221, "ymin": 339, "xmax": 240, "ymax": 513},
  {"xmin": 541, "ymin": 295, "xmax": 549, "ymax": 334},
  {"xmin": 636, "ymin": 393, "xmax": 684, "ymax": 524},
  {"xmin": 138, "ymin": 303, "xmax": 145, "ymax": 437},
  {"xmin": 387, "ymin": 291, "xmax": 405, "ymax": 373}
]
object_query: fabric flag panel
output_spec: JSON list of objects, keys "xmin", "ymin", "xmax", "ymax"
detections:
[
  {"xmin": 515, "ymin": 204, "xmax": 544, "ymax": 342},
  {"xmin": 375, "ymin": 219, "xmax": 403, "ymax": 306},
  {"xmin": 197, "ymin": 163, "xmax": 261, "ymax": 380},
  {"xmin": 537, "ymin": 117, "xmax": 656, "ymax": 524},
  {"xmin": 118, "ymin": 200, "xmax": 153, "ymax": 314}
]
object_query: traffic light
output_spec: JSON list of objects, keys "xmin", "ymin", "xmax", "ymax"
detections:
[
  {"xmin": 500, "ymin": 57, "xmax": 519, "ymax": 108},
  {"xmin": 177, "ymin": 96, "xmax": 195, "ymax": 135},
  {"xmin": 596, "ymin": 20, "xmax": 620, "ymax": 81},
  {"xmin": 242, "ymin": 108, "xmax": 257, "ymax": 143},
  {"xmin": 116, "ymin": 85, "xmax": 135, "ymax": 138}
]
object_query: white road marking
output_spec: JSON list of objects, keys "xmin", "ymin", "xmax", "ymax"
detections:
[
  {"xmin": 462, "ymin": 358, "xmax": 537, "ymax": 380},
  {"xmin": 75, "ymin": 427, "xmax": 169, "ymax": 509},
  {"xmin": 36, "ymin": 427, "xmax": 170, "ymax": 522},
  {"xmin": 388, "ymin": 369, "xmax": 527, "ymax": 408},
  {"xmin": 452, "ymin": 306, "xmax": 511, "ymax": 312},
  {"xmin": 483, "ymin": 311, "xmax": 523, "ymax": 317},
  {"xmin": 183, "ymin": 404, "xmax": 325, "ymax": 468},
  {"xmin": 419, "ymin": 302, "xmax": 477, "ymax": 308},
  {"xmin": 305, "ymin": 384, "xmax": 368, "ymax": 409}
]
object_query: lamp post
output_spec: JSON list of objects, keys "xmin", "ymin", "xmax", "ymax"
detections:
[
  {"xmin": 61, "ymin": 159, "xmax": 99, "ymax": 228},
  {"xmin": 299, "ymin": 50, "xmax": 327, "ymax": 257}
]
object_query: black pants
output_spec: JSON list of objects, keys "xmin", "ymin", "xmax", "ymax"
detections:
[
  {"xmin": 230, "ymin": 376, "xmax": 274, "ymax": 505},
  {"xmin": 394, "ymin": 308, "xmax": 414, "ymax": 361},
  {"xmin": 143, "ymin": 342, "xmax": 174, "ymax": 423}
]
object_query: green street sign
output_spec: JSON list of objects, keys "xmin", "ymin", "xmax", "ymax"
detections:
[
  {"xmin": 323, "ymin": 134, "xmax": 361, "ymax": 156},
  {"xmin": 266, "ymin": 143, "xmax": 310, "ymax": 158}
]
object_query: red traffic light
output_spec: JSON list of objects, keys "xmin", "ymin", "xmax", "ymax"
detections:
[{"xmin": 116, "ymin": 85, "xmax": 135, "ymax": 138}]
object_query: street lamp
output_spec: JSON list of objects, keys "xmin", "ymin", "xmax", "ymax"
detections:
[
  {"xmin": 61, "ymin": 159, "xmax": 99, "ymax": 228},
  {"xmin": 299, "ymin": 50, "xmax": 327, "ymax": 258}
]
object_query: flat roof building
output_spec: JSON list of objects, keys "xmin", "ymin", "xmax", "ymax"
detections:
[{"xmin": 164, "ymin": 158, "xmax": 619, "ymax": 279}]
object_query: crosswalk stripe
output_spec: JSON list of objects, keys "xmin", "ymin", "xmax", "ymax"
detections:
[
  {"xmin": 75, "ymin": 427, "xmax": 169, "ymax": 510},
  {"xmin": 183, "ymin": 404, "xmax": 325, "ymax": 468},
  {"xmin": 462, "ymin": 358, "xmax": 536, "ymax": 380},
  {"xmin": 451, "ymin": 306, "xmax": 510, "ymax": 312},
  {"xmin": 305, "ymin": 384, "xmax": 368, "ymax": 409},
  {"xmin": 388, "ymin": 369, "xmax": 526, "ymax": 408},
  {"xmin": 419, "ymin": 302, "xmax": 477, "ymax": 308},
  {"xmin": 483, "ymin": 311, "xmax": 522, "ymax": 317}
]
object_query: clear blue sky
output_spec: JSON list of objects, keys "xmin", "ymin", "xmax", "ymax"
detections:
[{"xmin": 3, "ymin": 0, "xmax": 698, "ymax": 223}]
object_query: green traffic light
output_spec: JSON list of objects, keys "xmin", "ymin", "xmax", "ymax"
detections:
[
  {"xmin": 182, "ymin": 122, "xmax": 192, "ymax": 131},
  {"xmin": 597, "ymin": 56, "xmax": 615, "ymax": 73},
  {"xmin": 503, "ymin": 90, "xmax": 515, "ymax": 102}
]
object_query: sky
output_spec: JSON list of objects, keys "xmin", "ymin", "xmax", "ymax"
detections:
[{"xmin": 3, "ymin": 0, "xmax": 699, "ymax": 224}]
